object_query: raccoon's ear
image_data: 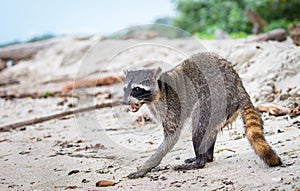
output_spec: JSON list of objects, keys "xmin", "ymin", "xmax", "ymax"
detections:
[
  {"xmin": 153, "ymin": 67, "xmax": 162, "ymax": 79},
  {"xmin": 122, "ymin": 68, "xmax": 128, "ymax": 76}
]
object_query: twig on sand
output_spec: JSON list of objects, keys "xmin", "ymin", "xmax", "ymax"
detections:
[
  {"xmin": 256, "ymin": 104, "xmax": 290, "ymax": 116},
  {"xmin": 61, "ymin": 75, "xmax": 124, "ymax": 93},
  {"xmin": 256, "ymin": 103, "xmax": 300, "ymax": 117},
  {"xmin": 0, "ymin": 101, "xmax": 121, "ymax": 132}
]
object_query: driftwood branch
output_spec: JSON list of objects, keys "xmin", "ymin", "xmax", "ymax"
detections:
[
  {"xmin": 0, "ymin": 79, "xmax": 19, "ymax": 87},
  {"xmin": 0, "ymin": 59, "xmax": 6, "ymax": 71},
  {"xmin": 256, "ymin": 104, "xmax": 291, "ymax": 116},
  {"xmin": 0, "ymin": 101, "xmax": 121, "ymax": 132},
  {"xmin": 246, "ymin": 28, "xmax": 287, "ymax": 42},
  {"xmin": 61, "ymin": 75, "xmax": 124, "ymax": 93},
  {"xmin": 0, "ymin": 38, "xmax": 59, "ymax": 61},
  {"xmin": 257, "ymin": 104, "xmax": 300, "ymax": 118}
]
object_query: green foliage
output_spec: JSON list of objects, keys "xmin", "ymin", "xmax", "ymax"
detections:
[
  {"xmin": 246, "ymin": 0, "xmax": 300, "ymax": 21},
  {"xmin": 44, "ymin": 91, "xmax": 53, "ymax": 97},
  {"xmin": 0, "ymin": 40, "xmax": 21, "ymax": 48},
  {"xmin": 172, "ymin": 0, "xmax": 300, "ymax": 36},
  {"xmin": 173, "ymin": 0, "xmax": 251, "ymax": 34},
  {"xmin": 194, "ymin": 32, "xmax": 215, "ymax": 40},
  {"xmin": 154, "ymin": 17, "xmax": 174, "ymax": 25},
  {"xmin": 195, "ymin": 31, "xmax": 249, "ymax": 40},
  {"xmin": 27, "ymin": 33, "xmax": 55, "ymax": 43},
  {"xmin": 229, "ymin": 32, "xmax": 249, "ymax": 39},
  {"xmin": 264, "ymin": 19, "xmax": 298, "ymax": 32},
  {"xmin": 0, "ymin": 33, "xmax": 55, "ymax": 48}
]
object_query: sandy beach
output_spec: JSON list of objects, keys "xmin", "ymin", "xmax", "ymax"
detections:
[{"xmin": 0, "ymin": 36, "xmax": 299, "ymax": 190}]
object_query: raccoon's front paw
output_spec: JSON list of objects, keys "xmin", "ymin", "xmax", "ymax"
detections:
[
  {"xmin": 173, "ymin": 161, "xmax": 205, "ymax": 171},
  {"xmin": 184, "ymin": 157, "xmax": 196, "ymax": 164},
  {"xmin": 127, "ymin": 168, "xmax": 149, "ymax": 179}
]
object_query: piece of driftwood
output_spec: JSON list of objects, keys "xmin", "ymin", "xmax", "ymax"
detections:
[
  {"xmin": 289, "ymin": 23, "xmax": 300, "ymax": 46},
  {"xmin": 0, "ymin": 79, "xmax": 19, "ymax": 87},
  {"xmin": 247, "ymin": 28, "xmax": 287, "ymax": 42},
  {"xmin": 256, "ymin": 104, "xmax": 291, "ymax": 116},
  {"xmin": 245, "ymin": 7, "xmax": 268, "ymax": 34},
  {"xmin": 0, "ymin": 91, "xmax": 75, "ymax": 99},
  {"xmin": 95, "ymin": 180, "xmax": 116, "ymax": 187},
  {"xmin": 290, "ymin": 106, "xmax": 300, "ymax": 118},
  {"xmin": 0, "ymin": 101, "xmax": 121, "ymax": 132},
  {"xmin": 0, "ymin": 38, "xmax": 59, "ymax": 61},
  {"xmin": 61, "ymin": 75, "xmax": 124, "ymax": 93},
  {"xmin": 0, "ymin": 59, "xmax": 6, "ymax": 71}
]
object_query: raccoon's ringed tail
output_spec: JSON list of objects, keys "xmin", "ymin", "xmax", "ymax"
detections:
[{"xmin": 241, "ymin": 104, "xmax": 282, "ymax": 166}]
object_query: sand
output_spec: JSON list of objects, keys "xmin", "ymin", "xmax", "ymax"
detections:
[{"xmin": 0, "ymin": 36, "xmax": 299, "ymax": 190}]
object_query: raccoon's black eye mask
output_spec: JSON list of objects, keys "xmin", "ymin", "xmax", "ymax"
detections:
[{"xmin": 131, "ymin": 87, "xmax": 152, "ymax": 99}]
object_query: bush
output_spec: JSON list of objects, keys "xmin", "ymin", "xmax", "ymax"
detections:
[
  {"xmin": 172, "ymin": 0, "xmax": 300, "ymax": 35},
  {"xmin": 27, "ymin": 33, "xmax": 55, "ymax": 43},
  {"xmin": 173, "ymin": 0, "xmax": 251, "ymax": 34},
  {"xmin": 0, "ymin": 33, "xmax": 56, "ymax": 48}
]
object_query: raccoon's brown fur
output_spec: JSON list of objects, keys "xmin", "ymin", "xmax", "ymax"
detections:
[{"xmin": 242, "ymin": 105, "xmax": 282, "ymax": 166}]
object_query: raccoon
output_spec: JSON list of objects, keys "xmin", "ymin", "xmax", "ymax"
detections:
[{"xmin": 123, "ymin": 52, "xmax": 282, "ymax": 179}]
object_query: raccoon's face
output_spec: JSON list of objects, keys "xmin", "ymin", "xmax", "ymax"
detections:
[{"xmin": 123, "ymin": 67, "xmax": 161, "ymax": 112}]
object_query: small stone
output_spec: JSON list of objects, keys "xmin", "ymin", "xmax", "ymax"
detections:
[
  {"xmin": 95, "ymin": 180, "xmax": 116, "ymax": 187},
  {"xmin": 160, "ymin": 176, "xmax": 167, "ymax": 181},
  {"xmin": 277, "ymin": 129, "xmax": 284, "ymax": 133},
  {"xmin": 82, "ymin": 179, "xmax": 89, "ymax": 183},
  {"xmin": 271, "ymin": 177, "xmax": 283, "ymax": 182},
  {"xmin": 36, "ymin": 138, "xmax": 42, "ymax": 142},
  {"xmin": 279, "ymin": 94, "xmax": 290, "ymax": 101},
  {"xmin": 266, "ymin": 95, "xmax": 275, "ymax": 102},
  {"xmin": 68, "ymin": 170, "xmax": 80, "ymax": 175},
  {"xmin": 19, "ymin": 151, "xmax": 30, "ymax": 155}
]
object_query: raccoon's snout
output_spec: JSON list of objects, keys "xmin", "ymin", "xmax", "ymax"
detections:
[
  {"xmin": 129, "ymin": 103, "xmax": 140, "ymax": 112},
  {"xmin": 123, "ymin": 96, "xmax": 142, "ymax": 112}
]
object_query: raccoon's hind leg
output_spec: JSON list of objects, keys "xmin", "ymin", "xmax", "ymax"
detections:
[
  {"xmin": 205, "ymin": 136, "xmax": 216, "ymax": 162},
  {"xmin": 184, "ymin": 136, "xmax": 216, "ymax": 164},
  {"xmin": 174, "ymin": 105, "xmax": 217, "ymax": 171},
  {"xmin": 174, "ymin": 128, "xmax": 217, "ymax": 170}
]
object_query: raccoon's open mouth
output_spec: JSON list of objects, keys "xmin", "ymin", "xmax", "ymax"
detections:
[{"xmin": 129, "ymin": 104, "xmax": 140, "ymax": 112}]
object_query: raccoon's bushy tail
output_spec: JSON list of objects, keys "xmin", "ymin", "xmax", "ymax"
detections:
[{"xmin": 241, "ymin": 103, "xmax": 282, "ymax": 166}]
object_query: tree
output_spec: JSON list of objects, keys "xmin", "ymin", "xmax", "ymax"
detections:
[{"xmin": 172, "ymin": 0, "xmax": 300, "ymax": 34}]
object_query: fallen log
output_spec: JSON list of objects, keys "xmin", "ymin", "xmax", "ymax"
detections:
[
  {"xmin": 0, "ymin": 38, "xmax": 60, "ymax": 61},
  {"xmin": 246, "ymin": 28, "xmax": 287, "ymax": 42},
  {"xmin": 0, "ymin": 79, "xmax": 20, "ymax": 87},
  {"xmin": 0, "ymin": 101, "xmax": 121, "ymax": 132},
  {"xmin": 0, "ymin": 91, "xmax": 75, "ymax": 99},
  {"xmin": 0, "ymin": 59, "xmax": 6, "ymax": 71},
  {"xmin": 61, "ymin": 75, "xmax": 124, "ymax": 93},
  {"xmin": 256, "ymin": 104, "xmax": 290, "ymax": 116}
]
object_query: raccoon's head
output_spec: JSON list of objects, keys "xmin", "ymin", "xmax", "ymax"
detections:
[{"xmin": 123, "ymin": 67, "xmax": 162, "ymax": 112}]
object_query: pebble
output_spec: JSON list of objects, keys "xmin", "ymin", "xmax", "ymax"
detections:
[
  {"xmin": 68, "ymin": 170, "xmax": 80, "ymax": 175},
  {"xmin": 271, "ymin": 177, "xmax": 283, "ymax": 182},
  {"xmin": 279, "ymin": 94, "xmax": 290, "ymax": 101},
  {"xmin": 266, "ymin": 95, "xmax": 275, "ymax": 102}
]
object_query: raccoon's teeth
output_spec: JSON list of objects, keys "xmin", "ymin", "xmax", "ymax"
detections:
[{"xmin": 130, "ymin": 104, "xmax": 138, "ymax": 112}]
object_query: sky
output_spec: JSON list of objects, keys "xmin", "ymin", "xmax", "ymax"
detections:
[{"xmin": 0, "ymin": 0, "xmax": 176, "ymax": 44}]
